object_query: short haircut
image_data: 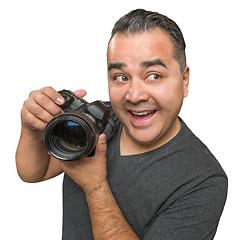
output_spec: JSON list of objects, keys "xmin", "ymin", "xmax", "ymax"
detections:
[{"xmin": 109, "ymin": 9, "xmax": 187, "ymax": 73}]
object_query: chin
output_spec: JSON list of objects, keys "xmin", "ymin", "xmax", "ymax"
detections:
[{"xmin": 127, "ymin": 128, "xmax": 164, "ymax": 146}]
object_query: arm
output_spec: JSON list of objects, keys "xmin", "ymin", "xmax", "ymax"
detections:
[
  {"xmin": 16, "ymin": 126, "xmax": 63, "ymax": 182},
  {"xmin": 16, "ymin": 87, "xmax": 87, "ymax": 182},
  {"xmin": 60, "ymin": 133, "xmax": 227, "ymax": 240},
  {"xmin": 86, "ymin": 180, "xmax": 139, "ymax": 240},
  {"xmin": 61, "ymin": 134, "xmax": 139, "ymax": 240}
]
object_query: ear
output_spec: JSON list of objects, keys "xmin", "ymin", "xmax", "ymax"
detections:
[{"xmin": 182, "ymin": 67, "xmax": 190, "ymax": 98}]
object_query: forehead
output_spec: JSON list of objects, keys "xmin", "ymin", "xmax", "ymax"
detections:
[{"xmin": 107, "ymin": 28, "xmax": 175, "ymax": 63}]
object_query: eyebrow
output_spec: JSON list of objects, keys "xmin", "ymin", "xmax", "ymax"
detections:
[
  {"xmin": 108, "ymin": 58, "xmax": 167, "ymax": 71},
  {"xmin": 140, "ymin": 59, "xmax": 167, "ymax": 69},
  {"xmin": 108, "ymin": 62, "xmax": 127, "ymax": 71}
]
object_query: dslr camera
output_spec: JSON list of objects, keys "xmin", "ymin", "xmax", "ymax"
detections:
[{"xmin": 43, "ymin": 90, "xmax": 116, "ymax": 161}]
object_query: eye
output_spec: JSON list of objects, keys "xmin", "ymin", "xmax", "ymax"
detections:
[
  {"xmin": 146, "ymin": 74, "xmax": 161, "ymax": 81},
  {"xmin": 115, "ymin": 75, "xmax": 128, "ymax": 82}
]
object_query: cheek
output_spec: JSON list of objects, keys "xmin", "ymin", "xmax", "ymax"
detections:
[
  {"xmin": 108, "ymin": 85, "xmax": 127, "ymax": 113},
  {"xmin": 153, "ymin": 83, "xmax": 184, "ymax": 111},
  {"xmin": 108, "ymin": 81, "xmax": 131, "ymax": 100},
  {"xmin": 109, "ymin": 86, "xmax": 122, "ymax": 102}
]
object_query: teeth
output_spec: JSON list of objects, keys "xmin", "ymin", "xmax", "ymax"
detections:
[{"xmin": 131, "ymin": 111, "xmax": 152, "ymax": 116}]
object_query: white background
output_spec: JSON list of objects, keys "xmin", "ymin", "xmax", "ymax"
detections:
[{"xmin": 1, "ymin": 0, "xmax": 247, "ymax": 239}]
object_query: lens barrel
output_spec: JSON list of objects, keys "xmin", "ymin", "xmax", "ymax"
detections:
[{"xmin": 44, "ymin": 113, "xmax": 97, "ymax": 161}]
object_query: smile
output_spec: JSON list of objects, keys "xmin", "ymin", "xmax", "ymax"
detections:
[
  {"xmin": 132, "ymin": 110, "xmax": 153, "ymax": 116},
  {"xmin": 129, "ymin": 110, "xmax": 157, "ymax": 121}
]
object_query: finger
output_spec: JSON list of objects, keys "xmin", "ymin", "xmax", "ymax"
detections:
[
  {"xmin": 22, "ymin": 110, "xmax": 47, "ymax": 131},
  {"xmin": 28, "ymin": 99, "xmax": 55, "ymax": 123},
  {"xmin": 73, "ymin": 89, "xmax": 87, "ymax": 99},
  {"xmin": 40, "ymin": 86, "xmax": 65, "ymax": 105},
  {"xmin": 34, "ymin": 92, "xmax": 63, "ymax": 116}
]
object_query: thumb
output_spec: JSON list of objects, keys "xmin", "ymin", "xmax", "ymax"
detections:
[
  {"xmin": 73, "ymin": 89, "xmax": 87, "ymax": 99},
  {"xmin": 94, "ymin": 134, "xmax": 107, "ymax": 156}
]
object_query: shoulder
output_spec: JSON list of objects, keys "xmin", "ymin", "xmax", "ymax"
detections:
[
  {"xmin": 148, "ymin": 119, "xmax": 228, "ymax": 199},
  {"xmin": 175, "ymin": 119, "xmax": 226, "ymax": 176}
]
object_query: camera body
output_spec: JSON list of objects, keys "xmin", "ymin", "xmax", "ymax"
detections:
[{"xmin": 43, "ymin": 90, "xmax": 116, "ymax": 161}]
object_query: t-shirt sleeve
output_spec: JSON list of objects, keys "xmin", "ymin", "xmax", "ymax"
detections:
[{"xmin": 143, "ymin": 175, "xmax": 228, "ymax": 240}]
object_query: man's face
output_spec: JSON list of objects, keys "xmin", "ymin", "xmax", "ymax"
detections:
[{"xmin": 107, "ymin": 28, "xmax": 189, "ymax": 153}]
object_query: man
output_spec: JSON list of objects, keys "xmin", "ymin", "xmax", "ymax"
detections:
[{"xmin": 16, "ymin": 9, "xmax": 227, "ymax": 239}]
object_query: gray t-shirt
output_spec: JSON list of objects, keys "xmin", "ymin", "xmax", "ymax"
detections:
[{"xmin": 62, "ymin": 119, "xmax": 227, "ymax": 239}]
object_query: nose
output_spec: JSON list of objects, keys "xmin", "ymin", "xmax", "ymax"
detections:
[{"xmin": 125, "ymin": 79, "xmax": 149, "ymax": 104}]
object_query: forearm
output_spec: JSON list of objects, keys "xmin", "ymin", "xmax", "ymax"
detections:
[
  {"xmin": 61, "ymin": 135, "xmax": 138, "ymax": 239},
  {"xmin": 85, "ymin": 180, "xmax": 139, "ymax": 240},
  {"xmin": 16, "ymin": 127, "xmax": 50, "ymax": 182}
]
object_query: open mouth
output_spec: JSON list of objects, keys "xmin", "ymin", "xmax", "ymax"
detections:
[{"xmin": 129, "ymin": 110, "xmax": 156, "ymax": 120}]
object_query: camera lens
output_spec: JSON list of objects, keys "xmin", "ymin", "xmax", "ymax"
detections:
[
  {"xmin": 44, "ymin": 114, "xmax": 97, "ymax": 160},
  {"xmin": 53, "ymin": 121, "xmax": 87, "ymax": 150}
]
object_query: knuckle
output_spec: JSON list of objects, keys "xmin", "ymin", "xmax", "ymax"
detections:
[
  {"xmin": 42, "ymin": 86, "xmax": 56, "ymax": 95},
  {"xmin": 28, "ymin": 90, "xmax": 37, "ymax": 98},
  {"xmin": 28, "ymin": 89, "xmax": 45, "ymax": 101},
  {"xmin": 22, "ymin": 99, "xmax": 34, "ymax": 113},
  {"xmin": 36, "ymin": 92, "xmax": 49, "ymax": 105},
  {"xmin": 22, "ymin": 99, "xmax": 29, "ymax": 109}
]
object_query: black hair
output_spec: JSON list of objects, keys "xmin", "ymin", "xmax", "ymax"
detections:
[{"xmin": 110, "ymin": 9, "xmax": 186, "ymax": 72}]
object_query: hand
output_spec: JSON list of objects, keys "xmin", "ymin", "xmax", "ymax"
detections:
[
  {"xmin": 60, "ymin": 134, "xmax": 108, "ymax": 195},
  {"xmin": 21, "ymin": 86, "xmax": 87, "ymax": 135}
]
